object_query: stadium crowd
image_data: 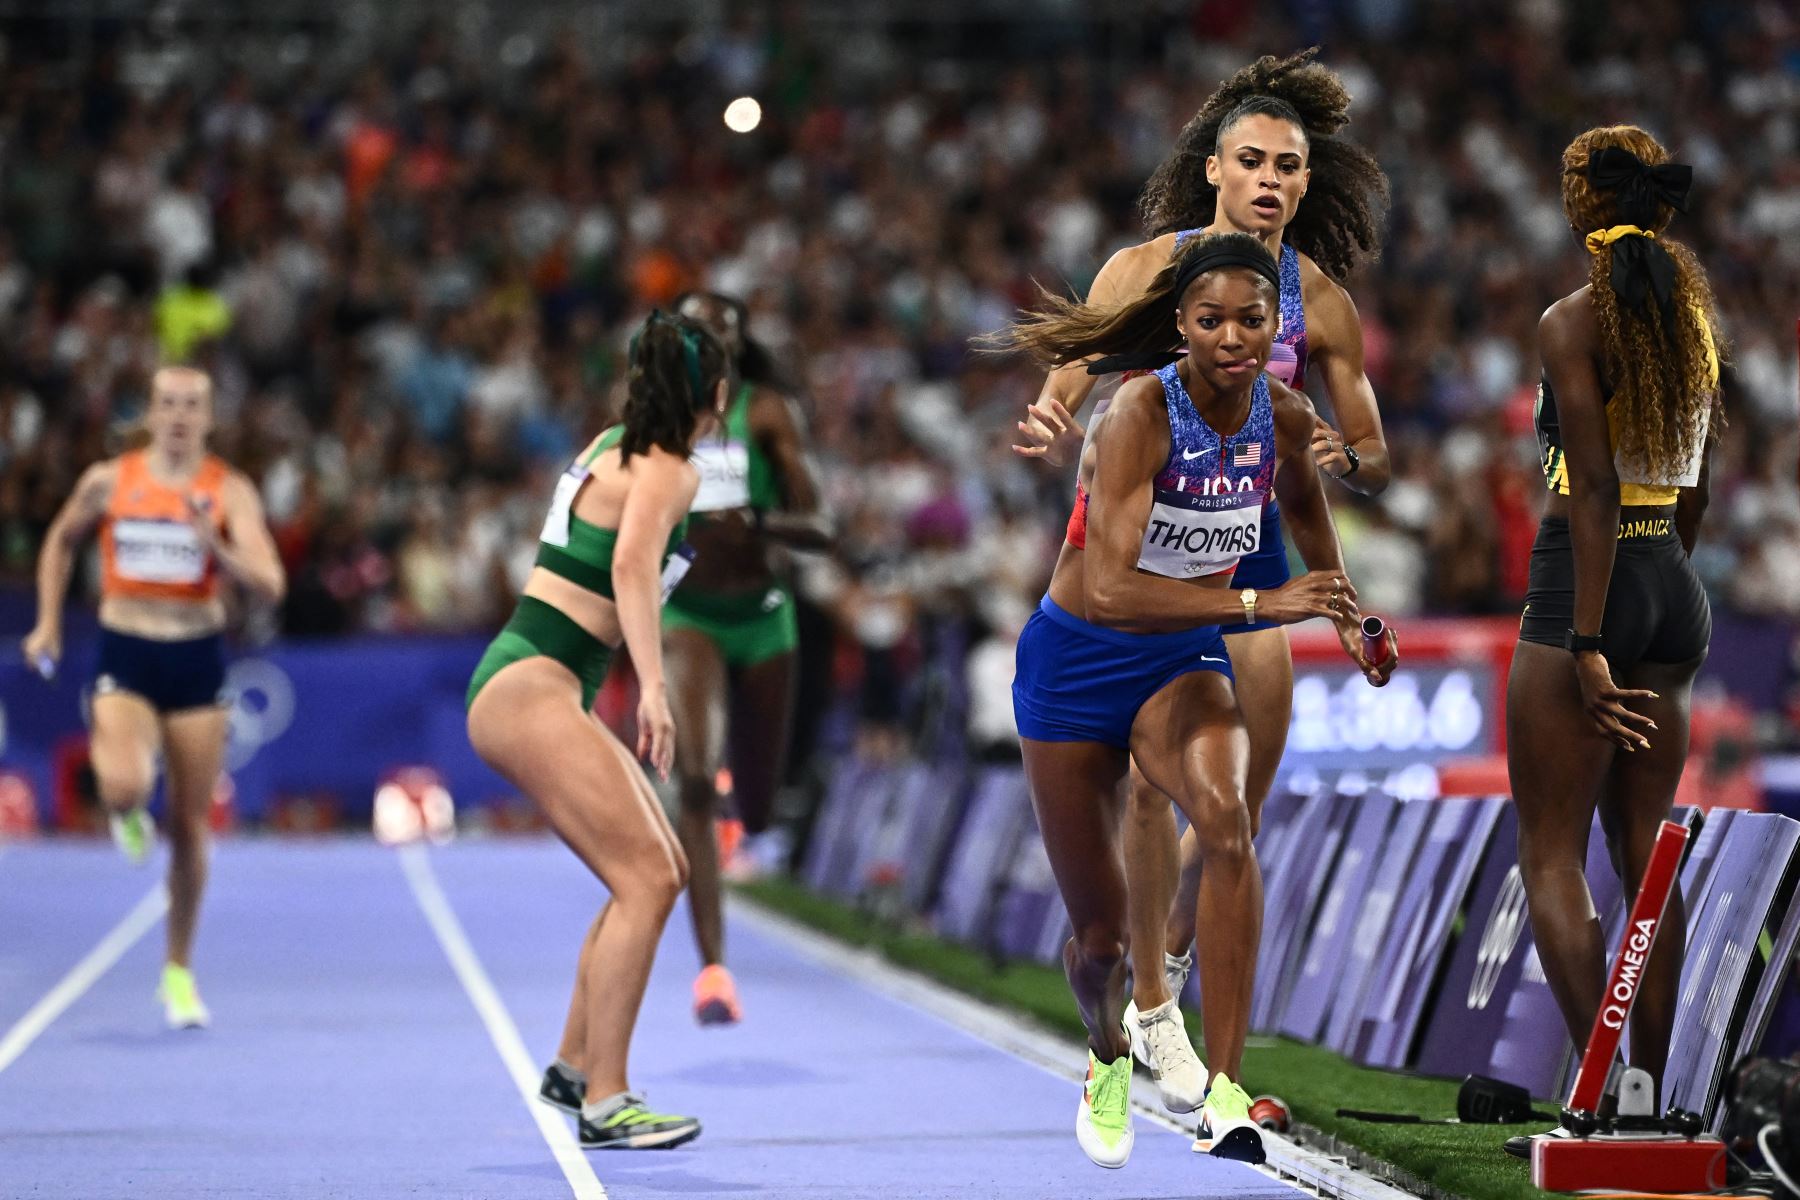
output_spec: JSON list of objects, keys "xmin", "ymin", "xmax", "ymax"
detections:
[{"xmin": 1, "ymin": 2, "xmax": 1796, "ymax": 724}]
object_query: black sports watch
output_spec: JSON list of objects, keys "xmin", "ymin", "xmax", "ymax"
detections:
[
  {"xmin": 1342, "ymin": 444, "xmax": 1360, "ymax": 476},
  {"xmin": 1563, "ymin": 629, "xmax": 1605, "ymax": 654}
]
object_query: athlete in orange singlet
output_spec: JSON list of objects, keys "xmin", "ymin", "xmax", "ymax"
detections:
[{"xmin": 22, "ymin": 366, "xmax": 286, "ymax": 1028}]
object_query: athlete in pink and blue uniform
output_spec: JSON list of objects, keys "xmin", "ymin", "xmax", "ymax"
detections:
[{"xmin": 999, "ymin": 233, "xmax": 1394, "ymax": 1171}]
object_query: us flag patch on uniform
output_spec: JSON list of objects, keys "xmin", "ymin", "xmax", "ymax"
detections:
[{"xmin": 1232, "ymin": 442, "xmax": 1262, "ymax": 467}]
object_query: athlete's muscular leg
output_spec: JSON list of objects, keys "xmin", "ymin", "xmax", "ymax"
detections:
[
  {"xmin": 724, "ymin": 650, "xmax": 796, "ymax": 834},
  {"xmin": 557, "ymin": 907, "xmax": 609, "ymax": 1069},
  {"xmin": 469, "ymin": 660, "xmax": 688, "ymax": 1099},
  {"xmin": 1162, "ymin": 627, "xmax": 1290, "ymax": 957},
  {"xmin": 1598, "ymin": 654, "xmax": 1702, "ymax": 1101},
  {"xmin": 1122, "ymin": 766, "xmax": 1179, "ymax": 1009},
  {"xmin": 666, "ymin": 627, "xmax": 730, "ymax": 967},
  {"xmin": 159, "ymin": 706, "xmax": 229, "ymax": 968},
  {"xmin": 1020, "ymin": 737, "xmax": 1133, "ymax": 1062},
  {"xmin": 1131, "ymin": 669, "xmax": 1256, "ymax": 1080},
  {"xmin": 1508, "ymin": 641, "xmax": 1617, "ymax": 1051},
  {"xmin": 89, "ymin": 692, "xmax": 160, "ymax": 814}
]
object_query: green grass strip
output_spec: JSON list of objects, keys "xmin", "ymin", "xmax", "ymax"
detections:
[{"xmin": 738, "ymin": 876, "xmax": 1557, "ymax": 1200}]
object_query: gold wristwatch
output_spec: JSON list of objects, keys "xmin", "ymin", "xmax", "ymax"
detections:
[{"xmin": 1240, "ymin": 588, "xmax": 1258, "ymax": 625}]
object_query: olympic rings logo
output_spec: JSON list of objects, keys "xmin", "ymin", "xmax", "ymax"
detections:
[{"xmin": 1467, "ymin": 864, "xmax": 1528, "ymax": 1010}]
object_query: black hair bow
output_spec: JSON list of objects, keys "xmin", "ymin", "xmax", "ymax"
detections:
[{"xmin": 1586, "ymin": 146, "xmax": 1691, "ymax": 226}]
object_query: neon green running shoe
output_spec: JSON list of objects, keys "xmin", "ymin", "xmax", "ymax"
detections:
[
  {"xmin": 159, "ymin": 963, "xmax": 211, "ymax": 1030},
  {"xmin": 109, "ymin": 808, "xmax": 153, "ymax": 865},
  {"xmin": 1075, "ymin": 1047, "xmax": 1134, "ymax": 1168},
  {"xmin": 1194, "ymin": 1071, "xmax": 1265, "ymax": 1163},
  {"xmin": 579, "ymin": 1092, "xmax": 701, "ymax": 1150}
]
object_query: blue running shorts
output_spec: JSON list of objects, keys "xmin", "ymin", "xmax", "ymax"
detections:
[
  {"xmin": 94, "ymin": 628, "xmax": 227, "ymax": 713},
  {"xmin": 1012, "ymin": 596, "xmax": 1234, "ymax": 750}
]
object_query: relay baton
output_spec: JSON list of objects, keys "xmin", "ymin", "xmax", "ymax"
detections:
[{"xmin": 1359, "ymin": 615, "xmax": 1393, "ymax": 667}]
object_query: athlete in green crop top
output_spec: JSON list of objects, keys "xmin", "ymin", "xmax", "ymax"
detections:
[
  {"xmin": 668, "ymin": 291, "xmax": 834, "ymax": 1026},
  {"xmin": 465, "ymin": 310, "xmax": 731, "ymax": 1151},
  {"xmin": 466, "ymin": 424, "xmax": 692, "ymax": 712}
]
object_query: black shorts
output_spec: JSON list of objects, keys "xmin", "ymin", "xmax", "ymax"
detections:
[
  {"xmin": 1518, "ymin": 512, "xmax": 1710, "ymax": 670},
  {"xmin": 94, "ymin": 628, "xmax": 228, "ymax": 713}
]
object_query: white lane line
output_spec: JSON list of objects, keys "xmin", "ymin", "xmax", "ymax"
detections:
[
  {"xmin": 0, "ymin": 882, "xmax": 167, "ymax": 1075},
  {"xmin": 733, "ymin": 899, "xmax": 1415, "ymax": 1200},
  {"xmin": 398, "ymin": 844, "xmax": 607, "ymax": 1200}
]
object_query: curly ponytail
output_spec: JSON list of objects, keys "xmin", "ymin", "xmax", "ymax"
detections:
[
  {"xmin": 1137, "ymin": 47, "xmax": 1389, "ymax": 282},
  {"xmin": 617, "ymin": 311, "xmax": 733, "ymax": 460},
  {"xmin": 1561, "ymin": 126, "xmax": 1726, "ymax": 484}
]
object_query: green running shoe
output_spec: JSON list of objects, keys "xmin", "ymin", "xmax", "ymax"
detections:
[
  {"xmin": 1194, "ymin": 1071, "xmax": 1265, "ymax": 1163},
  {"xmin": 1075, "ymin": 1047, "xmax": 1134, "ymax": 1168},
  {"xmin": 159, "ymin": 963, "xmax": 210, "ymax": 1030},
  {"xmin": 579, "ymin": 1092, "xmax": 701, "ymax": 1150},
  {"xmin": 110, "ymin": 808, "xmax": 153, "ymax": 865}
]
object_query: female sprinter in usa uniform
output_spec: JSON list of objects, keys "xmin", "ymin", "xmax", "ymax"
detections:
[
  {"xmin": 1504, "ymin": 127, "xmax": 1722, "ymax": 1158},
  {"xmin": 467, "ymin": 311, "xmax": 730, "ymax": 1150},
  {"xmin": 1014, "ymin": 49, "xmax": 1391, "ymax": 1109},
  {"xmin": 997, "ymin": 234, "xmax": 1394, "ymax": 1170},
  {"xmin": 22, "ymin": 366, "xmax": 286, "ymax": 1029}
]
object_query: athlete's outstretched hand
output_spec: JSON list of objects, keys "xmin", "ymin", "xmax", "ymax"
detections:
[
  {"xmin": 636, "ymin": 683, "xmax": 677, "ymax": 782},
  {"xmin": 1258, "ymin": 570, "xmax": 1359, "ymax": 626},
  {"xmin": 1574, "ymin": 652, "xmax": 1657, "ymax": 752},
  {"xmin": 1013, "ymin": 398, "xmax": 1086, "ymax": 468},
  {"xmin": 21, "ymin": 625, "xmax": 60, "ymax": 680},
  {"xmin": 1335, "ymin": 615, "xmax": 1398, "ymax": 687}
]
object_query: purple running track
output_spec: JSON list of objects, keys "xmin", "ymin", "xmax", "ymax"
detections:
[{"xmin": 1, "ymin": 839, "xmax": 1301, "ymax": 1200}]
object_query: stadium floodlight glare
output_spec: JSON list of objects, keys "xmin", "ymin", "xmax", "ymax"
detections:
[{"xmin": 724, "ymin": 97, "xmax": 763, "ymax": 133}]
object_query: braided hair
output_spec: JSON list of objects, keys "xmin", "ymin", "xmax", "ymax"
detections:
[
  {"xmin": 617, "ymin": 311, "xmax": 733, "ymax": 460},
  {"xmin": 1137, "ymin": 48, "xmax": 1389, "ymax": 282},
  {"xmin": 1560, "ymin": 125, "xmax": 1725, "ymax": 483}
]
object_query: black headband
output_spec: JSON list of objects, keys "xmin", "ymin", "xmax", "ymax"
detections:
[{"xmin": 1086, "ymin": 247, "xmax": 1280, "ymax": 376}]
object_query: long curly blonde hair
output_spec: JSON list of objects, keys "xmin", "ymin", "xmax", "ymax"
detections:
[{"xmin": 1561, "ymin": 125, "xmax": 1725, "ymax": 481}]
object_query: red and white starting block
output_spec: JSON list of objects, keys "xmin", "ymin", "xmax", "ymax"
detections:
[{"xmin": 1532, "ymin": 819, "xmax": 1730, "ymax": 1193}]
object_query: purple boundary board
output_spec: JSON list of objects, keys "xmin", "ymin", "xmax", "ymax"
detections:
[
  {"xmin": 803, "ymin": 757, "xmax": 891, "ymax": 896},
  {"xmin": 994, "ymin": 813, "xmax": 1061, "ymax": 962},
  {"xmin": 1725, "ymin": 864, "xmax": 1800, "ymax": 1130},
  {"xmin": 1253, "ymin": 792, "xmax": 1351, "ymax": 1031},
  {"xmin": 1666, "ymin": 814, "xmax": 1800, "ymax": 1119},
  {"xmin": 932, "ymin": 767, "xmax": 1031, "ymax": 944},
  {"xmin": 1413, "ymin": 804, "xmax": 1565, "ymax": 1092},
  {"xmin": 840, "ymin": 760, "xmax": 967, "ymax": 912},
  {"xmin": 1354, "ymin": 797, "xmax": 1505, "ymax": 1068},
  {"xmin": 1278, "ymin": 794, "xmax": 1397, "ymax": 1043},
  {"xmin": 1325, "ymin": 799, "xmax": 1436, "ymax": 1055}
]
